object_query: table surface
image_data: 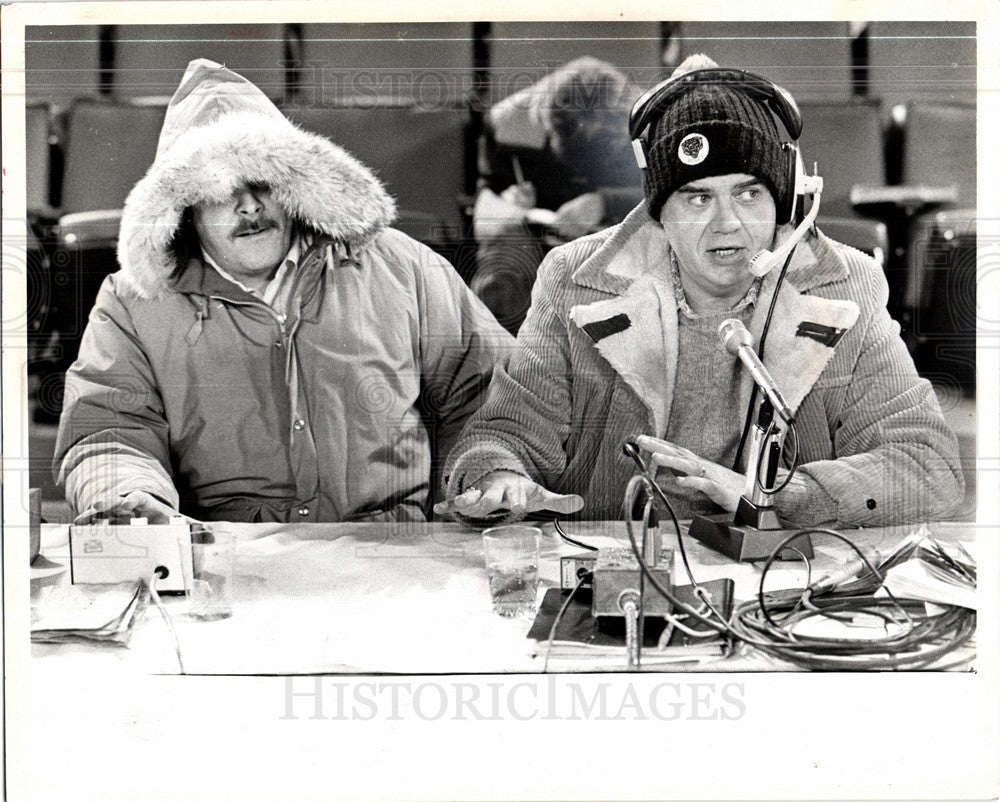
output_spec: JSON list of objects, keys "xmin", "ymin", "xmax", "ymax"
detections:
[{"xmin": 30, "ymin": 519, "xmax": 976, "ymax": 675}]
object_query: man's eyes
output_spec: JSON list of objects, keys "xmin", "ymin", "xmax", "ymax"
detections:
[
  {"xmin": 688, "ymin": 187, "xmax": 764, "ymax": 207},
  {"xmin": 684, "ymin": 186, "xmax": 764, "ymax": 208}
]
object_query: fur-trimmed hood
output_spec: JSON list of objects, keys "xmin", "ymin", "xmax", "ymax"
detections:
[{"xmin": 117, "ymin": 59, "xmax": 396, "ymax": 298}]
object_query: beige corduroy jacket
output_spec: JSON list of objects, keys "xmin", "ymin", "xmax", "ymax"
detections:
[{"xmin": 445, "ymin": 204, "xmax": 964, "ymax": 526}]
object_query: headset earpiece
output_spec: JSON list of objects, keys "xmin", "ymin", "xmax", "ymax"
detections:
[{"xmin": 780, "ymin": 141, "xmax": 804, "ymax": 226}]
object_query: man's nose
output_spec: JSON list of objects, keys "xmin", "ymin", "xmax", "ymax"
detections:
[
  {"xmin": 235, "ymin": 188, "xmax": 264, "ymax": 216},
  {"xmin": 710, "ymin": 196, "xmax": 741, "ymax": 232}
]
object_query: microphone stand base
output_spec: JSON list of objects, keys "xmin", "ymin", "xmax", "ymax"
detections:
[{"xmin": 687, "ymin": 513, "xmax": 814, "ymax": 562}]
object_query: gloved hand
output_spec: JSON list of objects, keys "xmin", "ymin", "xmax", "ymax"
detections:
[{"xmin": 73, "ymin": 490, "xmax": 198, "ymax": 525}]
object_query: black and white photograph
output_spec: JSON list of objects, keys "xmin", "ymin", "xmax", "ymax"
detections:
[{"xmin": 2, "ymin": 2, "xmax": 998, "ymax": 800}]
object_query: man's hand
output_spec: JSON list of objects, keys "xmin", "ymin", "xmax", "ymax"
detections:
[
  {"xmin": 552, "ymin": 192, "xmax": 604, "ymax": 240},
  {"xmin": 634, "ymin": 435, "xmax": 746, "ymax": 513},
  {"xmin": 73, "ymin": 490, "xmax": 195, "ymax": 525},
  {"xmin": 473, "ymin": 185, "xmax": 538, "ymax": 241},
  {"xmin": 500, "ymin": 181, "xmax": 537, "ymax": 210},
  {"xmin": 434, "ymin": 470, "xmax": 584, "ymax": 520}
]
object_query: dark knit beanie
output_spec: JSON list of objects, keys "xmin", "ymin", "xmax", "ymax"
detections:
[{"xmin": 644, "ymin": 81, "xmax": 789, "ymax": 220}]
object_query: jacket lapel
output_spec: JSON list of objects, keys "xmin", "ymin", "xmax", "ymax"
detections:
[
  {"xmin": 745, "ymin": 254, "xmax": 860, "ymax": 420},
  {"xmin": 568, "ymin": 208, "xmax": 676, "ymax": 433},
  {"xmin": 569, "ymin": 274, "xmax": 676, "ymax": 434}
]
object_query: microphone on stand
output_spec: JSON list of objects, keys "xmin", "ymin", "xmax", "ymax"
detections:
[
  {"xmin": 718, "ymin": 319, "xmax": 795, "ymax": 425},
  {"xmin": 684, "ymin": 318, "xmax": 814, "ymax": 561}
]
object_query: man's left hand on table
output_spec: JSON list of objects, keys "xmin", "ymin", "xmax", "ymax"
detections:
[{"xmin": 634, "ymin": 435, "xmax": 746, "ymax": 513}]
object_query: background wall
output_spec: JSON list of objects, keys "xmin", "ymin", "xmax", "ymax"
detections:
[{"xmin": 25, "ymin": 21, "xmax": 976, "ymax": 107}]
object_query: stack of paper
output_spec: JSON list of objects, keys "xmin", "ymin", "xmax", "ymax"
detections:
[
  {"xmin": 880, "ymin": 538, "xmax": 977, "ymax": 610},
  {"xmin": 31, "ymin": 581, "xmax": 147, "ymax": 645},
  {"xmin": 531, "ymin": 640, "xmax": 727, "ymax": 672}
]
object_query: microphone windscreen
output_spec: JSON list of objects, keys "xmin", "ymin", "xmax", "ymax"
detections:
[{"xmin": 718, "ymin": 318, "xmax": 753, "ymax": 355}]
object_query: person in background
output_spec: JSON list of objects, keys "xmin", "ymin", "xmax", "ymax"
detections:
[
  {"xmin": 54, "ymin": 58, "xmax": 513, "ymax": 524},
  {"xmin": 438, "ymin": 55, "xmax": 964, "ymax": 527},
  {"xmin": 470, "ymin": 57, "xmax": 644, "ymax": 333}
]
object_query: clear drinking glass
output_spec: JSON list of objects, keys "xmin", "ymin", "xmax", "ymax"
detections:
[
  {"xmin": 177, "ymin": 529, "xmax": 236, "ymax": 621},
  {"xmin": 481, "ymin": 525, "xmax": 541, "ymax": 618}
]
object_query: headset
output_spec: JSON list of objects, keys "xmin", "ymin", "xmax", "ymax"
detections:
[{"xmin": 628, "ymin": 68, "xmax": 823, "ymax": 275}]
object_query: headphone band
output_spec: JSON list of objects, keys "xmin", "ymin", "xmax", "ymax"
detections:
[{"xmin": 628, "ymin": 68, "xmax": 803, "ymax": 145}]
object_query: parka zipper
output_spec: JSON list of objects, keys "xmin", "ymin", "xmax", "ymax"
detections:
[{"xmin": 205, "ymin": 295, "xmax": 289, "ymax": 340}]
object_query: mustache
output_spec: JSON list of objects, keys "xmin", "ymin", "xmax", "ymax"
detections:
[{"xmin": 232, "ymin": 218, "xmax": 278, "ymax": 237}]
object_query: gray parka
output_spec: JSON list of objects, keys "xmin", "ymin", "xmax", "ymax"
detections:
[{"xmin": 54, "ymin": 58, "xmax": 513, "ymax": 522}]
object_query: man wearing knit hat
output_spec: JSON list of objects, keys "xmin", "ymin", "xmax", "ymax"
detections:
[
  {"xmin": 54, "ymin": 59, "xmax": 513, "ymax": 524},
  {"xmin": 438, "ymin": 55, "xmax": 963, "ymax": 527}
]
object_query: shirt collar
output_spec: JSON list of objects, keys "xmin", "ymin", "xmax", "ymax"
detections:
[
  {"xmin": 201, "ymin": 235, "xmax": 303, "ymax": 306},
  {"xmin": 667, "ymin": 247, "xmax": 762, "ymax": 319}
]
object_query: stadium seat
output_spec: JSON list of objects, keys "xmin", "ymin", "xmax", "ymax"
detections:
[
  {"xmin": 797, "ymin": 99, "xmax": 886, "ymax": 220},
  {"xmin": 33, "ymin": 99, "xmax": 169, "ymax": 421},
  {"xmin": 281, "ymin": 102, "xmax": 471, "ymax": 245},
  {"xmin": 791, "ymin": 100, "xmax": 892, "ymax": 267},
  {"xmin": 816, "ymin": 217, "xmax": 889, "ymax": 267},
  {"xmin": 59, "ymin": 97, "xmax": 167, "ymax": 215},
  {"xmin": 898, "ymin": 101, "xmax": 976, "ymax": 209},
  {"xmin": 897, "ymin": 102, "xmax": 976, "ymax": 394},
  {"xmin": 26, "ymin": 102, "xmax": 56, "ymax": 217}
]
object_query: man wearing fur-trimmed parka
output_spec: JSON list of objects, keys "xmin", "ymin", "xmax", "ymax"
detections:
[{"xmin": 53, "ymin": 59, "xmax": 514, "ymax": 524}]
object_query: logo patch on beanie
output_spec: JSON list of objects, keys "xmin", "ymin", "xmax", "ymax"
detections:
[{"xmin": 678, "ymin": 133, "xmax": 709, "ymax": 165}]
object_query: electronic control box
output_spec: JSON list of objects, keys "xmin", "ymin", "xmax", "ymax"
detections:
[
  {"xmin": 591, "ymin": 546, "xmax": 674, "ymax": 618},
  {"xmin": 69, "ymin": 517, "xmax": 193, "ymax": 592}
]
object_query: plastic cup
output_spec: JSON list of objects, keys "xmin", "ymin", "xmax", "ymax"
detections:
[
  {"xmin": 29, "ymin": 488, "xmax": 42, "ymax": 564},
  {"xmin": 481, "ymin": 525, "xmax": 541, "ymax": 618},
  {"xmin": 178, "ymin": 529, "xmax": 236, "ymax": 621}
]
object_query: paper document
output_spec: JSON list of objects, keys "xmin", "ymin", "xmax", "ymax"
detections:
[{"xmin": 31, "ymin": 581, "xmax": 147, "ymax": 645}]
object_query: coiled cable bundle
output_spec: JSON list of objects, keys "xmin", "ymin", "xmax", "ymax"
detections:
[
  {"xmin": 616, "ymin": 442, "xmax": 977, "ymax": 671},
  {"xmin": 728, "ymin": 530, "xmax": 977, "ymax": 671}
]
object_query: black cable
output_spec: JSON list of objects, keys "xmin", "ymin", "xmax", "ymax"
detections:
[
  {"xmin": 775, "ymin": 546, "xmax": 813, "ymax": 619},
  {"xmin": 621, "ymin": 494, "xmax": 976, "ymax": 669},
  {"xmin": 733, "ymin": 599, "xmax": 975, "ymax": 671},
  {"xmin": 622, "ymin": 443, "xmax": 702, "ymax": 592},
  {"xmin": 732, "ymin": 246, "xmax": 798, "ymax": 472},
  {"xmin": 621, "ymin": 441, "xmax": 750, "ymax": 646},
  {"xmin": 755, "ymin": 528, "xmax": 890, "ymax": 629},
  {"xmin": 754, "ymin": 419, "xmax": 800, "ymax": 495},
  {"xmin": 614, "ymin": 460, "xmax": 978, "ymax": 669},
  {"xmin": 733, "ymin": 528, "xmax": 977, "ymax": 670},
  {"xmin": 542, "ymin": 572, "xmax": 590, "ymax": 674},
  {"xmin": 553, "ymin": 518, "xmax": 598, "ymax": 552},
  {"xmin": 636, "ymin": 497, "xmax": 656, "ymax": 669},
  {"xmin": 621, "ymin": 475, "xmax": 732, "ymax": 636}
]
